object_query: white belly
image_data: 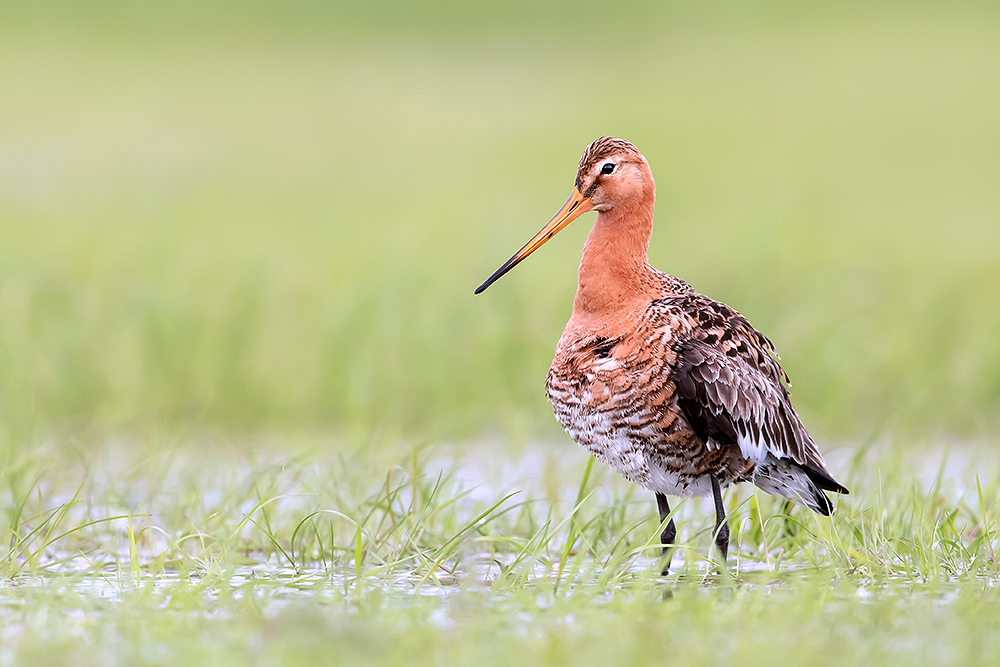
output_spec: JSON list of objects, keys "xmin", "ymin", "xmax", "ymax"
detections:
[
  {"xmin": 648, "ymin": 464, "xmax": 714, "ymax": 497},
  {"xmin": 551, "ymin": 399, "xmax": 714, "ymax": 499}
]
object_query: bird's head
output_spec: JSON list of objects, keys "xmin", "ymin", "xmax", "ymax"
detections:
[
  {"xmin": 573, "ymin": 137, "xmax": 653, "ymax": 214},
  {"xmin": 475, "ymin": 137, "xmax": 653, "ymax": 294}
]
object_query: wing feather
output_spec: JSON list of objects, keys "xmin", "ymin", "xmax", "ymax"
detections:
[{"xmin": 659, "ymin": 295, "xmax": 833, "ymax": 477}]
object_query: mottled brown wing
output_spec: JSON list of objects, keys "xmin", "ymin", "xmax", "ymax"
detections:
[{"xmin": 665, "ymin": 297, "xmax": 844, "ymax": 492}]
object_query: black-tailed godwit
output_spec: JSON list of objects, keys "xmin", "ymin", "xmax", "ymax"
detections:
[{"xmin": 475, "ymin": 137, "xmax": 848, "ymax": 570}]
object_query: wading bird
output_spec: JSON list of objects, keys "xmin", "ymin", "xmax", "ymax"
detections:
[{"xmin": 475, "ymin": 138, "xmax": 847, "ymax": 571}]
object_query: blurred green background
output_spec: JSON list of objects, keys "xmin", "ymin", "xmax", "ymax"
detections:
[{"xmin": 1, "ymin": 0, "xmax": 998, "ymax": 447}]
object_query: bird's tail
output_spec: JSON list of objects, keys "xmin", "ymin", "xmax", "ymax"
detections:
[{"xmin": 751, "ymin": 454, "xmax": 848, "ymax": 516}]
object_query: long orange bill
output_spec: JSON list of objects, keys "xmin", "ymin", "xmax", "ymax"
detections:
[{"xmin": 474, "ymin": 188, "xmax": 594, "ymax": 294}]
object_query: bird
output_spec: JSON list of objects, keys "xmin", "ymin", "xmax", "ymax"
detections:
[{"xmin": 475, "ymin": 137, "xmax": 848, "ymax": 571}]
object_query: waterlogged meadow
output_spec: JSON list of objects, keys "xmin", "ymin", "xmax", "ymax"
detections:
[
  {"xmin": 2, "ymin": 0, "xmax": 1000, "ymax": 664},
  {"xmin": 1, "ymin": 439, "xmax": 999, "ymax": 665}
]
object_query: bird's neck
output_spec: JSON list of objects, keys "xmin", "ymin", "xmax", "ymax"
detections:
[{"xmin": 573, "ymin": 197, "xmax": 656, "ymax": 317}]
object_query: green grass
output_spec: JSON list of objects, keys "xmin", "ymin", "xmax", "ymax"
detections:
[
  {"xmin": 2, "ymin": 1, "xmax": 1000, "ymax": 664},
  {"xmin": 0, "ymin": 439, "xmax": 998, "ymax": 665}
]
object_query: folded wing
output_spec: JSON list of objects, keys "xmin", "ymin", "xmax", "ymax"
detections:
[{"xmin": 667, "ymin": 298, "xmax": 848, "ymax": 501}]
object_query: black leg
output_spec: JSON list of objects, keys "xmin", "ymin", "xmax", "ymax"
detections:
[
  {"xmin": 710, "ymin": 475, "xmax": 729, "ymax": 563},
  {"xmin": 656, "ymin": 492, "xmax": 676, "ymax": 574}
]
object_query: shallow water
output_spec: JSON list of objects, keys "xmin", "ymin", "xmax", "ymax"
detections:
[
  {"xmin": 1, "ymin": 550, "xmax": 984, "ymax": 617},
  {"xmin": 1, "ymin": 439, "xmax": 997, "ymax": 661}
]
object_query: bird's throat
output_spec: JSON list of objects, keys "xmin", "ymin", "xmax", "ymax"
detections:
[{"xmin": 573, "ymin": 200, "xmax": 656, "ymax": 317}]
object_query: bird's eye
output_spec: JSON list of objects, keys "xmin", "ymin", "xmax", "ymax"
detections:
[{"xmin": 601, "ymin": 162, "xmax": 615, "ymax": 175}]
